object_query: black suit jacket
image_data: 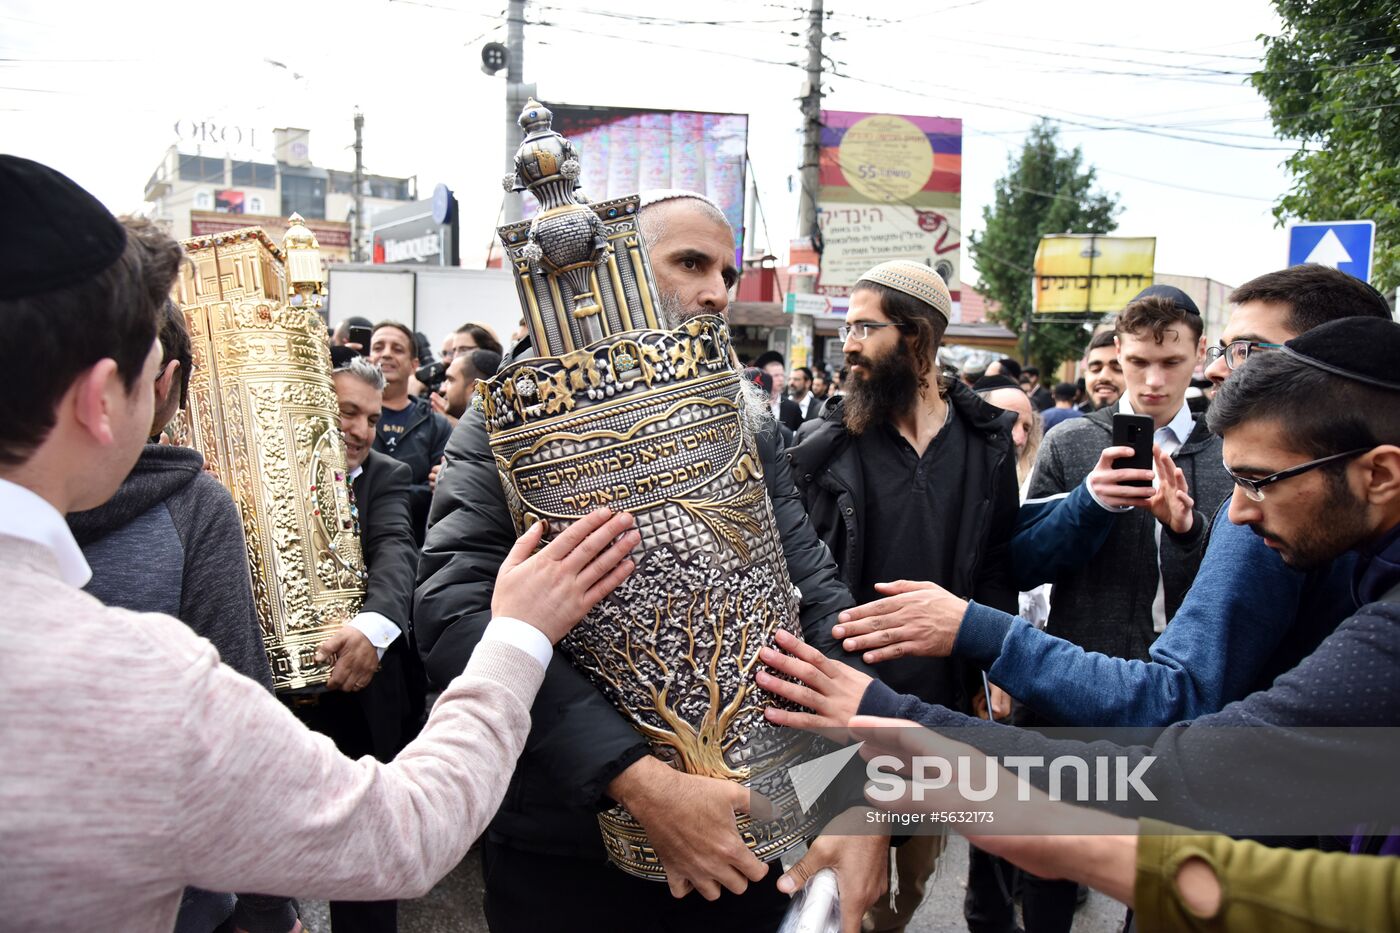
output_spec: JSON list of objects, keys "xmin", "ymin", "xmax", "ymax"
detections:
[
  {"xmin": 352, "ymin": 449, "xmax": 426, "ymax": 758},
  {"xmin": 776, "ymin": 397, "xmax": 805, "ymax": 433}
]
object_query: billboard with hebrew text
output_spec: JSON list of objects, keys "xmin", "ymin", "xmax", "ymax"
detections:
[
  {"xmin": 1033, "ymin": 235, "xmax": 1156, "ymax": 314},
  {"xmin": 523, "ymin": 103, "xmax": 749, "ymax": 255},
  {"xmin": 816, "ymin": 110, "xmax": 962, "ymax": 309}
]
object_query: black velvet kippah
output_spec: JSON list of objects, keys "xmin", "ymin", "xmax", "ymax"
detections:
[
  {"xmin": 1132, "ymin": 284, "xmax": 1201, "ymax": 317},
  {"xmin": 972, "ymin": 374, "xmax": 1021, "ymax": 392},
  {"xmin": 0, "ymin": 154, "xmax": 127, "ymax": 300},
  {"xmin": 1281, "ymin": 316, "xmax": 1400, "ymax": 391}
]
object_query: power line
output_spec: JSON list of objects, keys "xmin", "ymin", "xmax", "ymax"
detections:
[
  {"xmin": 827, "ymin": 68, "xmax": 1310, "ymax": 151},
  {"xmin": 385, "ymin": 0, "xmax": 505, "ymax": 18},
  {"xmin": 462, "ymin": 18, "xmax": 504, "ymax": 47},
  {"xmin": 526, "ymin": 18, "xmax": 802, "ymax": 69},
  {"xmin": 1094, "ymin": 167, "xmax": 1275, "ymax": 203},
  {"xmin": 533, "ymin": 5, "xmax": 802, "ymax": 28},
  {"xmin": 743, "ymin": 151, "xmax": 777, "ymax": 262}
]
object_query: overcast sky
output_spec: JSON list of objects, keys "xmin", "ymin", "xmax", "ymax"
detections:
[{"xmin": 3, "ymin": 0, "xmax": 1297, "ymax": 289}]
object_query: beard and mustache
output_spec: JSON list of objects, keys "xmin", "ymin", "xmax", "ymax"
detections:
[
  {"xmin": 841, "ymin": 340, "xmax": 921, "ymax": 435},
  {"xmin": 659, "ymin": 288, "xmax": 778, "ymax": 439},
  {"xmin": 1248, "ymin": 471, "xmax": 1370, "ymax": 571}
]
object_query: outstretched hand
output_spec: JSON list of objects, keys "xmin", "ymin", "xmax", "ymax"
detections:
[
  {"xmin": 830, "ymin": 580, "xmax": 968, "ymax": 663},
  {"xmin": 849, "ymin": 716, "xmax": 1138, "ymax": 904},
  {"xmin": 761, "ymin": 629, "xmax": 873, "ymax": 735},
  {"xmin": 491, "ymin": 508, "xmax": 640, "ymax": 644},
  {"xmin": 1146, "ymin": 445, "xmax": 1195, "ymax": 534}
]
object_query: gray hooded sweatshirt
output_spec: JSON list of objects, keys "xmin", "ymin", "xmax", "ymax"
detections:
[{"xmin": 67, "ymin": 444, "xmax": 273, "ymax": 692}]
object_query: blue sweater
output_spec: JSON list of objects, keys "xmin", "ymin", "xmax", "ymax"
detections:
[
  {"xmin": 856, "ymin": 525, "xmax": 1400, "ymax": 835},
  {"xmin": 962, "ymin": 491, "xmax": 1356, "ymax": 726}
]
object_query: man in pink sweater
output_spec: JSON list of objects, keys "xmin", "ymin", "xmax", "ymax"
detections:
[{"xmin": 0, "ymin": 155, "xmax": 640, "ymax": 932}]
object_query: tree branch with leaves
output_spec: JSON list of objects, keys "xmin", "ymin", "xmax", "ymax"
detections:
[{"xmin": 970, "ymin": 120, "xmax": 1121, "ymax": 372}]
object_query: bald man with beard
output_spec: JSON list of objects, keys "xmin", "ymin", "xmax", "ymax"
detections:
[{"xmin": 415, "ymin": 191, "xmax": 888, "ymax": 933}]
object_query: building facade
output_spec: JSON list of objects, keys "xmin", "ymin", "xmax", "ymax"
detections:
[{"xmin": 142, "ymin": 127, "xmax": 416, "ymax": 262}]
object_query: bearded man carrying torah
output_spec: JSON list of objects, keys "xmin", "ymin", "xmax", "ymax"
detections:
[{"xmin": 414, "ymin": 101, "xmax": 888, "ymax": 933}]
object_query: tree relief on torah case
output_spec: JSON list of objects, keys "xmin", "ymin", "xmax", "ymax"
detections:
[
  {"xmin": 478, "ymin": 99, "xmax": 824, "ymax": 880},
  {"xmin": 176, "ymin": 226, "xmax": 366, "ymax": 693}
]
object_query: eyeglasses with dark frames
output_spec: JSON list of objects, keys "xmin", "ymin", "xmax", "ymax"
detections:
[
  {"xmin": 838, "ymin": 321, "xmax": 908, "ymax": 342},
  {"xmin": 1205, "ymin": 339, "xmax": 1285, "ymax": 371},
  {"xmin": 1224, "ymin": 447, "xmax": 1372, "ymax": 502}
]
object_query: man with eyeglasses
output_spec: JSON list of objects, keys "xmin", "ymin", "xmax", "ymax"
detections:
[
  {"xmin": 781, "ymin": 277, "xmax": 1400, "ymax": 932},
  {"xmin": 765, "ymin": 315, "xmax": 1400, "ymax": 876},
  {"xmin": 788, "ymin": 259, "xmax": 1021, "ymax": 933},
  {"xmin": 814, "ymin": 283, "xmax": 1226, "ymax": 933},
  {"xmin": 1204, "ymin": 264, "xmax": 1390, "ymax": 387},
  {"xmin": 821, "ymin": 265, "xmax": 1391, "ymax": 733}
]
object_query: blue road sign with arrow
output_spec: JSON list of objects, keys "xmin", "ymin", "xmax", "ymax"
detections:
[{"xmin": 1287, "ymin": 220, "xmax": 1376, "ymax": 283}]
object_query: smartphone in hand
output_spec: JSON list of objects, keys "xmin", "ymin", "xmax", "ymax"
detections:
[
  {"xmin": 348, "ymin": 324, "xmax": 373, "ymax": 350},
  {"xmin": 1111, "ymin": 413, "xmax": 1155, "ymax": 486}
]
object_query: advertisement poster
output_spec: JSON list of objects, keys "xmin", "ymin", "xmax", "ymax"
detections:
[
  {"xmin": 1033, "ymin": 235, "xmax": 1156, "ymax": 313},
  {"xmin": 817, "ymin": 110, "xmax": 962, "ymax": 306},
  {"xmin": 525, "ymin": 104, "xmax": 749, "ymax": 253}
]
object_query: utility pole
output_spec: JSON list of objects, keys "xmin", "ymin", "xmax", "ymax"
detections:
[
  {"xmin": 503, "ymin": 0, "xmax": 527, "ymax": 225},
  {"xmin": 352, "ymin": 109, "xmax": 365, "ymax": 262},
  {"xmin": 796, "ymin": 0, "xmax": 824, "ymax": 253},
  {"xmin": 786, "ymin": 0, "xmax": 824, "ymax": 370}
]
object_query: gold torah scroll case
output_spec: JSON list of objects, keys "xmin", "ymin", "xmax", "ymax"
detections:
[
  {"xmin": 176, "ymin": 220, "xmax": 366, "ymax": 693},
  {"xmin": 479, "ymin": 99, "xmax": 824, "ymax": 881}
]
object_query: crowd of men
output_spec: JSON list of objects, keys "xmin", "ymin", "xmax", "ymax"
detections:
[{"xmin": 3, "ymin": 151, "xmax": 1399, "ymax": 933}]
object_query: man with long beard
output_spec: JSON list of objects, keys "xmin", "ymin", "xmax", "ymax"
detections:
[
  {"xmin": 415, "ymin": 190, "xmax": 889, "ymax": 933},
  {"xmin": 787, "ymin": 260, "xmax": 1020, "ymax": 933}
]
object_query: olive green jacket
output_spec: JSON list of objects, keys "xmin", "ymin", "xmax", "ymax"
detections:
[{"xmin": 1136, "ymin": 819, "xmax": 1400, "ymax": 932}]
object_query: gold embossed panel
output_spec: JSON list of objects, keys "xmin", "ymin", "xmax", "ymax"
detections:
[{"xmin": 178, "ymin": 228, "xmax": 365, "ymax": 692}]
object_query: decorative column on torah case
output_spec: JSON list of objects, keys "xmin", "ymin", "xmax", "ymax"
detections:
[
  {"xmin": 478, "ymin": 99, "xmax": 823, "ymax": 880},
  {"xmin": 176, "ymin": 221, "xmax": 366, "ymax": 693}
]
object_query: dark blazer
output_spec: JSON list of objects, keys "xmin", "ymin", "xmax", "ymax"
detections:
[
  {"xmin": 372, "ymin": 394, "xmax": 454, "ymax": 544},
  {"xmin": 352, "ymin": 448, "xmax": 427, "ymax": 759},
  {"xmin": 1029, "ymin": 384, "xmax": 1054, "ymax": 412},
  {"xmin": 775, "ymin": 396, "xmax": 805, "ymax": 433},
  {"xmin": 793, "ymin": 393, "xmax": 824, "ymax": 423}
]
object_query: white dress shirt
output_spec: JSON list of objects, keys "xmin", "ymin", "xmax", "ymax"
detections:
[
  {"xmin": 0, "ymin": 478, "xmax": 91, "ymax": 587},
  {"xmin": 0, "ymin": 473, "xmax": 551, "ymax": 670},
  {"xmin": 344, "ymin": 464, "xmax": 553, "ymax": 666}
]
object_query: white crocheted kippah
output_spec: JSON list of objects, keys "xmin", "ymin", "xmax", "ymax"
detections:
[
  {"xmin": 856, "ymin": 259, "xmax": 952, "ymax": 321},
  {"xmin": 639, "ymin": 188, "xmax": 725, "ymax": 215}
]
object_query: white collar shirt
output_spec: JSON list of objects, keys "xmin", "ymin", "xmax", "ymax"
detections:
[
  {"xmin": 0, "ymin": 478, "xmax": 91, "ymax": 587},
  {"xmin": 1119, "ymin": 396, "xmax": 1194, "ymax": 457}
]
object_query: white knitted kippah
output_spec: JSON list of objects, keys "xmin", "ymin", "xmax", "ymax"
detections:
[
  {"xmin": 639, "ymin": 188, "xmax": 725, "ymax": 214},
  {"xmin": 856, "ymin": 259, "xmax": 952, "ymax": 321}
]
